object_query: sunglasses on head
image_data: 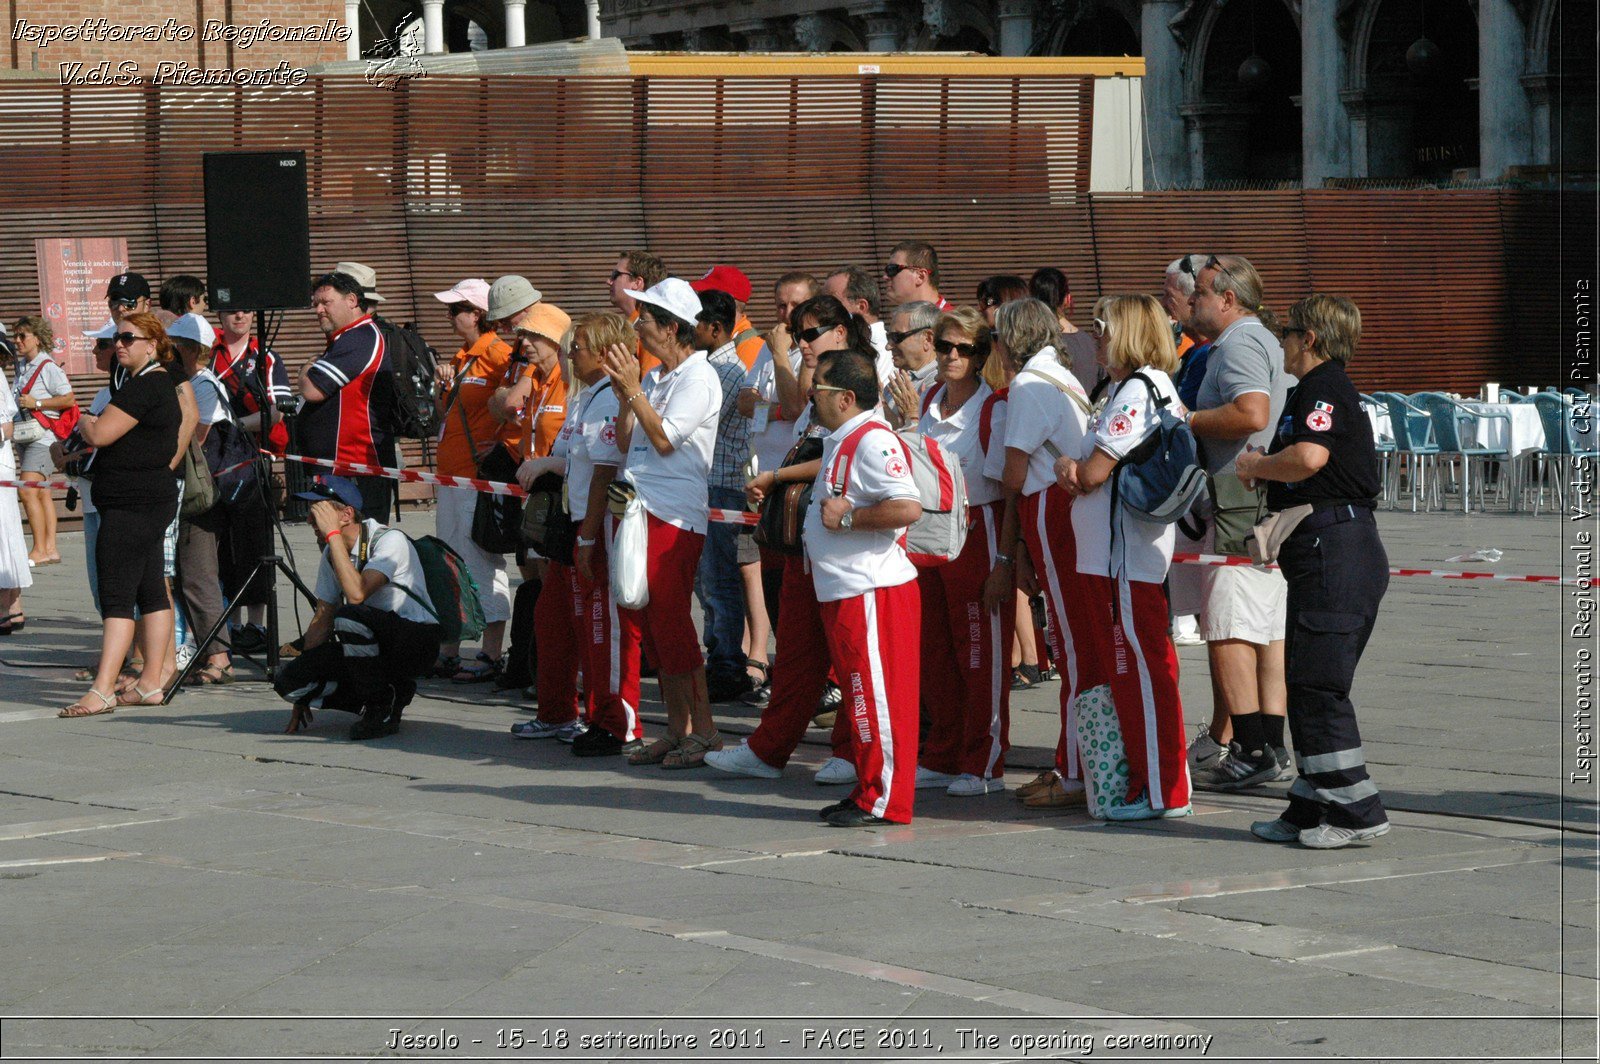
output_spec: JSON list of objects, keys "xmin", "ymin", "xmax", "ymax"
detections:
[
  {"xmin": 886, "ymin": 325, "xmax": 930, "ymax": 345},
  {"xmin": 934, "ymin": 338, "xmax": 982, "ymax": 358},
  {"xmin": 796, "ymin": 324, "xmax": 836, "ymax": 344},
  {"xmin": 1092, "ymin": 318, "xmax": 1110, "ymax": 338}
]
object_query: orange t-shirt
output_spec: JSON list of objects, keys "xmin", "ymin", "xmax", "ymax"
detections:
[
  {"xmin": 733, "ymin": 314, "xmax": 763, "ymax": 370},
  {"xmin": 630, "ymin": 308, "xmax": 659, "ymax": 377},
  {"xmin": 506, "ymin": 359, "xmax": 570, "ymax": 460},
  {"xmin": 1176, "ymin": 333, "xmax": 1195, "ymax": 360},
  {"xmin": 437, "ymin": 332, "xmax": 514, "ymax": 477}
]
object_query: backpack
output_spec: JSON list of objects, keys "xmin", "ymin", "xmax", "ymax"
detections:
[
  {"xmin": 374, "ymin": 530, "xmax": 486, "ymax": 644},
  {"xmin": 372, "ymin": 315, "xmax": 439, "ymax": 440},
  {"xmin": 831, "ymin": 420, "xmax": 967, "ymax": 568},
  {"xmin": 198, "ymin": 375, "xmax": 259, "ymax": 503},
  {"xmin": 1109, "ymin": 371, "xmax": 1208, "ymax": 524}
]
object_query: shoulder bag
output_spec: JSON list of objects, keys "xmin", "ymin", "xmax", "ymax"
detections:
[{"xmin": 753, "ymin": 434, "xmax": 824, "ymax": 556}]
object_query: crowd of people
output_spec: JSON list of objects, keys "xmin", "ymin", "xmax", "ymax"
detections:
[{"xmin": 0, "ymin": 243, "xmax": 1393, "ymax": 847}]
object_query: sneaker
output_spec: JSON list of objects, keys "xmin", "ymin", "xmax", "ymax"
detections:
[
  {"xmin": 947, "ymin": 774, "xmax": 1003, "ymax": 797},
  {"xmin": 175, "ymin": 643, "xmax": 197, "ymax": 670},
  {"xmin": 1105, "ymin": 791, "xmax": 1193, "ymax": 821},
  {"xmin": 704, "ymin": 742, "xmax": 782, "ymax": 779},
  {"xmin": 1250, "ymin": 817, "xmax": 1302, "ymax": 843},
  {"xmin": 825, "ymin": 804, "xmax": 890, "ymax": 828},
  {"xmin": 813, "ymin": 756, "xmax": 857, "ymax": 786},
  {"xmin": 811, "ymin": 709, "xmax": 837, "ymax": 730},
  {"xmin": 1186, "ymin": 728, "xmax": 1230, "ymax": 772},
  {"xmin": 1191, "ymin": 750, "xmax": 1280, "ymax": 792},
  {"xmin": 1038, "ymin": 665, "xmax": 1057, "ymax": 683},
  {"xmin": 511, "ymin": 718, "xmax": 586, "ymax": 742},
  {"xmin": 1299, "ymin": 822, "xmax": 1391, "ymax": 849},
  {"xmin": 571, "ymin": 726, "xmax": 630, "ymax": 758},
  {"xmin": 914, "ymin": 766, "xmax": 959, "ymax": 790},
  {"xmin": 1010, "ymin": 664, "xmax": 1041, "ymax": 690},
  {"xmin": 817, "ymin": 681, "xmax": 842, "ymax": 713},
  {"xmin": 231, "ymin": 623, "xmax": 267, "ymax": 653},
  {"xmin": 1272, "ymin": 745, "xmax": 1294, "ymax": 782},
  {"xmin": 348, "ymin": 714, "xmax": 398, "ymax": 741},
  {"xmin": 740, "ymin": 681, "xmax": 771, "ymax": 708}
]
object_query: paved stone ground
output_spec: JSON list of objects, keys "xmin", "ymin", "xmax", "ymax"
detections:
[{"xmin": 0, "ymin": 507, "xmax": 1594, "ymax": 1063}]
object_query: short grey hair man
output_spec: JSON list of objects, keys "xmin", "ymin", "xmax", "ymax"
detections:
[{"xmin": 891, "ymin": 299, "xmax": 940, "ymax": 337}]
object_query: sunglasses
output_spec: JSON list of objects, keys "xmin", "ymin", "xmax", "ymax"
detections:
[
  {"xmin": 609, "ymin": 269, "xmax": 636, "ymax": 283},
  {"xmin": 796, "ymin": 324, "xmax": 835, "ymax": 344},
  {"xmin": 447, "ymin": 302, "xmax": 476, "ymax": 316},
  {"xmin": 110, "ymin": 298, "xmax": 139, "ymax": 309},
  {"xmin": 883, "ymin": 262, "xmax": 919, "ymax": 279},
  {"xmin": 933, "ymin": 338, "xmax": 982, "ymax": 358},
  {"xmin": 112, "ymin": 332, "xmax": 147, "ymax": 346},
  {"xmin": 886, "ymin": 326, "xmax": 930, "ymax": 345}
]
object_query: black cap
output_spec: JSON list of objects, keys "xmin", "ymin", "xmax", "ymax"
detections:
[{"xmin": 106, "ymin": 272, "xmax": 151, "ymax": 302}]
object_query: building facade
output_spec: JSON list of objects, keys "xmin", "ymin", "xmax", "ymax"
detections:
[{"xmin": 599, "ymin": 0, "xmax": 1595, "ymax": 188}]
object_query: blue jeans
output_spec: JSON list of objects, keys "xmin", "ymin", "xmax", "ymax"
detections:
[
  {"xmin": 84, "ymin": 509, "xmax": 101, "ymax": 614},
  {"xmin": 696, "ymin": 485, "xmax": 748, "ymax": 682}
]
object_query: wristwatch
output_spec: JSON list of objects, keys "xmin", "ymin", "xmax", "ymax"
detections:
[{"xmin": 839, "ymin": 509, "xmax": 855, "ymax": 531}]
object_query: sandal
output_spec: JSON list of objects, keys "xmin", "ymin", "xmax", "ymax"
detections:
[
  {"xmin": 0, "ymin": 612, "xmax": 25, "ymax": 635},
  {"xmin": 627, "ymin": 734, "xmax": 682, "ymax": 766},
  {"xmin": 59, "ymin": 689, "xmax": 117, "ymax": 718},
  {"xmin": 184, "ymin": 663, "xmax": 235, "ymax": 686},
  {"xmin": 662, "ymin": 730, "xmax": 723, "ymax": 770},
  {"xmin": 116, "ymin": 684, "xmax": 165, "ymax": 707},
  {"xmin": 451, "ymin": 652, "xmax": 503, "ymax": 684},
  {"xmin": 430, "ymin": 654, "xmax": 462, "ymax": 679},
  {"xmin": 744, "ymin": 658, "xmax": 770, "ymax": 685}
]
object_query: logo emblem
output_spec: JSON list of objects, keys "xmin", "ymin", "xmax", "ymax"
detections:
[
  {"xmin": 1108, "ymin": 413, "xmax": 1134, "ymax": 437},
  {"xmin": 1306, "ymin": 409, "xmax": 1333, "ymax": 432},
  {"xmin": 885, "ymin": 455, "xmax": 910, "ymax": 479}
]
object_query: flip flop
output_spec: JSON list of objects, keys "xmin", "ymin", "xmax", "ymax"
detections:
[{"xmin": 59, "ymin": 689, "xmax": 117, "ymax": 718}]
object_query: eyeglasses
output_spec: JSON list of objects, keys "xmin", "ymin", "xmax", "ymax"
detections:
[
  {"xmin": 1281, "ymin": 326, "xmax": 1308, "ymax": 339},
  {"xmin": 981, "ymin": 297, "xmax": 1000, "ymax": 308},
  {"xmin": 1092, "ymin": 318, "xmax": 1110, "ymax": 338},
  {"xmin": 112, "ymin": 332, "xmax": 146, "ymax": 347},
  {"xmin": 809, "ymin": 384, "xmax": 850, "ymax": 397},
  {"xmin": 447, "ymin": 302, "xmax": 475, "ymax": 316},
  {"xmin": 796, "ymin": 324, "xmax": 835, "ymax": 344},
  {"xmin": 934, "ymin": 338, "xmax": 981, "ymax": 358},
  {"xmin": 886, "ymin": 326, "xmax": 931, "ymax": 345},
  {"xmin": 609, "ymin": 269, "xmax": 636, "ymax": 283}
]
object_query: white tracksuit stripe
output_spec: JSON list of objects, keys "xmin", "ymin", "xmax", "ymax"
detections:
[
  {"xmin": 1117, "ymin": 575, "xmax": 1164, "ymax": 809},
  {"xmin": 862, "ymin": 593, "xmax": 896, "ymax": 819},
  {"xmin": 1033, "ymin": 494, "xmax": 1078, "ymax": 777},
  {"xmin": 981, "ymin": 506, "xmax": 1004, "ymax": 778}
]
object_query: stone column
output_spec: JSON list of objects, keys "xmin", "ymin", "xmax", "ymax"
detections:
[
  {"xmin": 1299, "ymin": 0, "xmax": 1350, "ymax": 186},
  {"xmin": 1477, "ymin": 0, "xmax": 1533, "ymax": 177},
  {"xmin": 344, "ymin": 0, "xmax": 361, "ymax": 60},
  {"xmin": 861, "ymin": 12, "xmax": 901, "ymax": 51},
  {"xmin": 1141, "ymin": 0, "xmax": 1188, "ymax": 189},
  {"xmin": 996, "ymin": 0, "xmax": 1033, "ymax": 56},
  {"xmin": 733, "ymin": 19, "xmax": 787, "ymax": 52},
  {"xmin": 504, "ymin": 0, "xmax": 527, "ymax": 47},
  {"xmin": 422, "ymin": 0, "xmax": 446, "ymax": 54}
]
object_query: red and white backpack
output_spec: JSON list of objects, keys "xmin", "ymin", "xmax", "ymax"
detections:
[{"xmin": 830, "ymin": 420, "xmax": 968, "ymax": 567}]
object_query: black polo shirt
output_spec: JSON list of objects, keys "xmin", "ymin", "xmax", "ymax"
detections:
[{"xmin": 1264, "ymin": 359, "xmax": 1380, "ymax": 511}]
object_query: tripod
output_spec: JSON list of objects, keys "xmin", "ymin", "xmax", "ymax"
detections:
[{"xmin": 165, "ymin": 314, "xmax": 315, "ymax": 700}]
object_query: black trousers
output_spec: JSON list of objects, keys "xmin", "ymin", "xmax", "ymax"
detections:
[
  {"xmin": 274, "ymin": 603, "xmax": 441, "ymax": 716},
  {"xmin": 1278, "ymin": 513, "xmax": 1389, "ymax": 830}
]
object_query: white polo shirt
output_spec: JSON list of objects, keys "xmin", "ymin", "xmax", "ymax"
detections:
[
  {"xmin": 315, "ymin": 520, "xmax": 436, "ymax": 624},
  {"xmin": 624, "ymin": 350, "xmax": 721, "ymax": 534},
  {"xmin": 560, "ymin": 380, "xmax": 622, "ymax": 524},
  {"xmin": 919, "ymin": 381, "xmax": 1000, "ymax": 507},
  {"xmin": 1003, "ymin": 347, "xmax": 1090, "ymax": 496},
  {"xmin": 744, "ymin": 342, "xmax": 802, "ymax": 476},
  {"xmin": 804, "ymin": 409, "xmax": 920, "ymax": 603},
  {"xmin": 980, "ymin": 388, "xmax": 1010, "ymax": 486},
  {"xmin": 869, "ymin": 320, "xmax": 894, "ymax": 386},
  {"xmin": 1072, "ymin": 369, "xmax": 1187, "ymax": 584}
]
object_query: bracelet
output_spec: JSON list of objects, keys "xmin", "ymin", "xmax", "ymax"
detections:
[
  {"xmin": 323, "ymin": 530, "xmax": 341, "ymax": 544},
  {"xmin": 993, "ymin": 552, "xmax": 1014, "ymax": 567},
  {"xmin": 622, "ymin": 391, "xmax": 644, "ymax": 405},
  {"xmin": 576, "ymin": 537, "xmax": 596, "ymax": 547}
]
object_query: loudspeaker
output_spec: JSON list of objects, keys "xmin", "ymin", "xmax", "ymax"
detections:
[{"xmin": 203, "ymin": 151, "xmax": 311, "ymax": 311}]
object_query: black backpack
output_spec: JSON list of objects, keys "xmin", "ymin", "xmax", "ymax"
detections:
[{"xmin": 372, "ymin": 314, "xmax": 439, "ymax": 440}]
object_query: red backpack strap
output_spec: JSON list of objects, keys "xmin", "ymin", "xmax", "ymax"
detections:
[
  {"xmin": 828, "ymin": 421, "xmax": 884, "ymax": 496},
  {"xmin": 920, "ymin": 384, "xmax": 941, "ymax": 418},
  {"xmin": 21, "ymin": 360, "xmax": 49, "ymax": 396},
  {"xmin": 978, "ymin": 388, "xmax": 1008, "ymax": 455}
]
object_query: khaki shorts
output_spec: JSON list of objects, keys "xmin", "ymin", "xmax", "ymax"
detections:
[{"xmin": 1200, "ymin": 518, "xmax": 1286, "ymax": 643}]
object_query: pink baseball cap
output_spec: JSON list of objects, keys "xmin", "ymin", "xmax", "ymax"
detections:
[{"xmin": 433, "ymin": 278, "xmax": 491, "ymax": 312}]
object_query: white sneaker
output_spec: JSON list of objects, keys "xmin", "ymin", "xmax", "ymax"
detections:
[
  {"xmin": 914, "ymin": 766, "xmax": 959, "ymax": 789},
  {"xmin": 175, "ymin": 643, "xmax": 197, "ymax": 669},
  {"xmin": 704, "ymin": 742, "xmax": 782, "ymax": 779},
  {"xmin": 1299, "ymin": 822, "xmax": 1391, "ymax": 849},
  {"xmin": 1172, "ymin": 615, "xmax": 1204, "ymax": 646},
  {"xmin": 813, "ymin": 757, "xmax": 857, "ymax": 785},
  {"xmin": 947, "ymin": 774, "xmax": 1003, "ymax": 797}
]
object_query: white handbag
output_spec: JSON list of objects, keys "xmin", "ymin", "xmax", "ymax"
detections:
[
  {"xmin": 607, "ymin": 480, "xmax": 651, "ymax": 611},
  {"xmin": 10, "ymin": 415, "xmax": 44, "ymax": 447}
]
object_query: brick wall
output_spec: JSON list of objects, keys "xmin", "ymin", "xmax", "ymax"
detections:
[{"xmin": 8, "ymin": 1, "xmax": 350, "ymax": 78}]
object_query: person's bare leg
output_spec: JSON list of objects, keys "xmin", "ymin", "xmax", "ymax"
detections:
[
  {"xmin": 1014, "ymin": 593, "xmax": 1038, "ymax": 667},
  {"xmin": 740, "ymin": 561, "xmax": 769, "ymax": 678},
  {"xmin": 88, "ymin": 618, "xmax": 138, "ymax": 704},
  {"xmin": 1258, "ymin": 638, "xmax": 1287, "ymax": 718},
  {"xmin": 20, "ymin": 473, "xmax": 50, "ymax": 563},
  {"xmin": 137, "ymin": 609, "xmax": 176, "ymax": 695},
  {"xmin": 658, "ymin": 672, "xmax": 691, "ymax": 739},
  {"xmin": 1208, "ymin": 640, "xmax": 1263, "ymax": 742},
  {"xmin": 685, "ymin": 666, "xmax": 715, "ymax": 736},
  {"xmin": 39, "ymin": 485, "xmax": 58, "ymax": 559}
]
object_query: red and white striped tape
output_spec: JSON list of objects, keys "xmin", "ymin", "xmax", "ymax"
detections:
[
  {"xmin": 1170, "ymin": 551, "xmax": 1574, "ymax": 586},
  {"xmin": 275, "ymin": 453, "xmax": 1573, "ymax": 586},
  {"xmin": 0, "ymin": 477, "xmax": 68, "ymax": 490}
]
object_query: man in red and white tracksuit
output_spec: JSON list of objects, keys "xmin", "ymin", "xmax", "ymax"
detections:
[{"xmin": 709, "ymin": 349, "xmax": 923, "ymax": 827}]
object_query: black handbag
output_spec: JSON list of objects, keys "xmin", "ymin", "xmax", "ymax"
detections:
[
  {"xmin": 753, "ymin": 435, "xmax": 823, "ymax": 556},
  {"xmin": 520, "ymin": 472, "xmax": 576, "ymax": 566},
  {"xmin": 470, "ymin": 442, "xmax": 524, "ymax": 554}
]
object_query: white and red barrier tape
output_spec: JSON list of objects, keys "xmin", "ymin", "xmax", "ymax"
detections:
[
  {"xmin": 273, "ymin": 452, "xmax": 1576, "ymax": 586},
  {"xmin": 0, "ymin": 477, "xmax": 68, "ymax": 490}
]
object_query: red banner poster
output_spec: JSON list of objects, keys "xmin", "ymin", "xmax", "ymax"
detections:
[{"xmin": 35, "ymin": 238, "xmax": 128, "ymax": 376}]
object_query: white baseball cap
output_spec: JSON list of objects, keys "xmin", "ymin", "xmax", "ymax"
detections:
[
  {"xmin": 629, "ymin": 278, "xmax": 703, "ymax": 326},
  {"xmin": 84, "ymin": 319, "xmax": 118, "ymax": 340},
  {"xmin": 167, "ymin": 313, "xmax": 217, "ymax": 347},
  {"xmin": 434, "ymin": 278, "xmax": 491, "ymax": 312}
]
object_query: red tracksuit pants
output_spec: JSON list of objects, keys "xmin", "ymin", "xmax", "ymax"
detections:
[
  {"xmin": 1020, "ymin": 485, "xmax": 1107, "ymax": 781},
  {"xmin": 575, "ymin": 516, "xmax": 643, "ymax": 742},
  {"xmin": 748, "ymin": 556, "xmax": 851, "ymax": 769},
  {"xmin": 919, "ymin": 502, "xmax": 1013, "ymax": 780},
  {"xmin": 1078, "ymin": 573, "xmax": 1191, "ymax": 810},
  {"xmin": 535, "ymin": 561, "xmax": 590, "ymax": 724}
]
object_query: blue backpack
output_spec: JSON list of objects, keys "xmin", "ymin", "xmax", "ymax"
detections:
[{"xmin": 1109, "ymin": 371, "xmax": 1208, "ymax": 524}]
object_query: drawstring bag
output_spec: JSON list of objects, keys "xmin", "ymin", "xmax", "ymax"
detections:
[
  {"xmin": 1072, "ymin": 683, "xmax": 1131, "ymax": 821},
  {"xmin": 607, "ymin": 479, "xmax": 650, "ymax": 610}
]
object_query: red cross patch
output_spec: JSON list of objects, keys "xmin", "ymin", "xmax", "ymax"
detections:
[
  {"xmin": 885, "ymin": 454, "xmax": 910, "ymax": 479},
  {"xmin": 600, "ymin": 422, "xmax": 617, "ymax": 446},
  {"xmin": 1306, "ymin": 409, "xmax": 1333, "ymax": 432},
  {"xmin": 1108, "ymin": 413, "xmax": 1134, "ymax": 437}
]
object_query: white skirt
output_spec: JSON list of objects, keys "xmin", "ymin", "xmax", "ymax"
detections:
[{"xmin": 0, "ymin": 441, "xmax": 35, "ymax": 591}]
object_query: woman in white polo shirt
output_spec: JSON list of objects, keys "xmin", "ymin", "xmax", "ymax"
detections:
[
  {"xmin": 1054, "ymin": 294, "xmax": 1192, "ymax": 821},
  {"xmin": 915, "ymin": 306, "xmax": 1013, "ymax": 797},
  {"xmin": 602, "ymin": 279, "xmax": 724, "ymax": 769},
  {"xmin": 993, "ymin": 298, "xmax": 1095, "ymax": 810}
]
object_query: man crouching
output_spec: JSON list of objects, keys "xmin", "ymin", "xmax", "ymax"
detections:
[{"xmin": 276, "ymin": 476, "xmax": 443, "ymax": 740}]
